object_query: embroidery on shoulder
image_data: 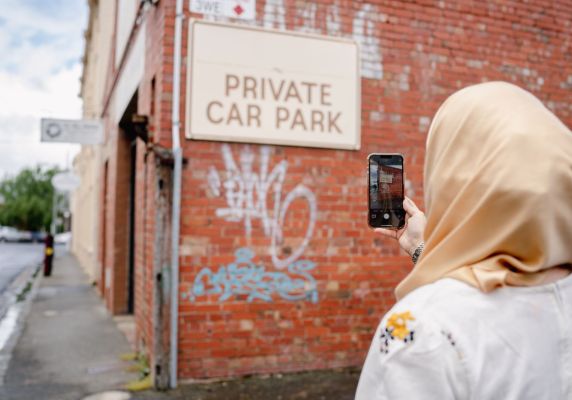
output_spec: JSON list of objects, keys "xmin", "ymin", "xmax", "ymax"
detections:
[
  {"xmin": 440, "ymin": 330, "xmax": 456, "ymax": 347},
  {"xmin": 379, "ymin": 311, "xmax": 416, "ymax": 354}
]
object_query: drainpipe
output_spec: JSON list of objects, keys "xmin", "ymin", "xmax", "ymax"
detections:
[
  {"xmin": 170, "ymin": 0, "xmax": 184, "ymax": 389},
  {"xmin": 51, "ymin": 189, "xmax": 58, "ymax": 235}
]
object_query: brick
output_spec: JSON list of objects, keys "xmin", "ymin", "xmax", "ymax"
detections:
[{"xmin": 87, "ymin": 0, "xmax": 572, "ymax": 383}]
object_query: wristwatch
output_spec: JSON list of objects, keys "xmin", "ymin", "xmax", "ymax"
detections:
[{"xmin": 411, "ymin": 242, "xmax": 425, "ymax": 264}]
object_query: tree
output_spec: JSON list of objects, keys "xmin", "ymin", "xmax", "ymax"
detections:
[{"xmin": 0, "ymin": 166, "xmax": 61, "ymax": 231}]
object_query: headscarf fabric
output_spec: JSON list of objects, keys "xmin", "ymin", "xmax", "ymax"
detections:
[{"xmin": 395, "ymin": 82, "xmax": 572, "ymax": 300}]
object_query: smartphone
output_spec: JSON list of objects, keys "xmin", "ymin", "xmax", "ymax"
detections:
[{"xmin": 368, "ymin": 153, "xmax": 405, "ymax": 229}]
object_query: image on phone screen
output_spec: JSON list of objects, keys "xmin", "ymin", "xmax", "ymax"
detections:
[{"xmin": 368, "ymin": 154, "xmax": 405, "ymax": 229}]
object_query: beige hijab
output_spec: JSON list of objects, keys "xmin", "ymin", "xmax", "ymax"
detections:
[{"xmin": 395, "ymin": 82, "xmax": 572, "ymax": 300}]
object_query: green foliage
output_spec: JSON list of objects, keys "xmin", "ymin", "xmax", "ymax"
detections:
[{"xmin": 0, "ymin": 166, "xmax": 60, "ymax": 231}]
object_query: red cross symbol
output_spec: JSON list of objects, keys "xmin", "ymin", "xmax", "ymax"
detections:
[{"xmin": 233, "ymin": 4, "xmax": 244, "ymax": 15}]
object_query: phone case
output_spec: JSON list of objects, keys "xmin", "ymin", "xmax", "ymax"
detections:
[{"xmin": 367, "ymin": 153, "xmax": 405, "ymax": 229}]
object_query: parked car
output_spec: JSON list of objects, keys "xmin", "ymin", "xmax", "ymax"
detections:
[
  {"xmin": 0, "ymin": 226, "xmax": 19, "ymax": 242},
  {"xmin": 0, "ymin": 226, "xmax": 32, "ymax": 242},
  {"xmin": 18, "ymin": 230, "xmax": 33, "ymax": 242},
  {"xmin": 31, "ymin": 231, "xmax": 48, "ymax": 243}
]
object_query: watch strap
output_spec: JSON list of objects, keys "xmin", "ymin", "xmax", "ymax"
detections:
[{"xmin": 411, "ymin": 242, "xmax": 425, "ymax": 264}]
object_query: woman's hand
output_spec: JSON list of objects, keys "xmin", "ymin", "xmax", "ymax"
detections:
[{"xmin": 375, "ymin": 197, "xmax": 426, "ymax": 257}]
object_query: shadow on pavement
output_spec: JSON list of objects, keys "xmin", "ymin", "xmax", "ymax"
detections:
[{"xmin": 134, "ymin": 368, "xmax": 360, "ymax": 400}]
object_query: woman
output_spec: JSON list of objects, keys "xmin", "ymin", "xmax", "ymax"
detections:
[{"xmin": 356, "ymin": 82, "xmax": 572, "ymax": 399}]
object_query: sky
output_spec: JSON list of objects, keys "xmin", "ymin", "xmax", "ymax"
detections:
[{"xmin": 0, "ymin": 0, "xmax": 87, "ymax": 178}]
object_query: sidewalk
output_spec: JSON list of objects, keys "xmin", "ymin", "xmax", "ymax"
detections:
[
  {"xmin": 0, "ymin": 251, "xmax": 362, "ymax": 400},
  {"xmin": 0, "ymin": 251, "xmax": 139, "ymax": 400}
]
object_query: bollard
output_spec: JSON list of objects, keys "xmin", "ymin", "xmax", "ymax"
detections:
[{"xmin": 44, "ymin": 233, "xmax": 54, "ymax": 277}]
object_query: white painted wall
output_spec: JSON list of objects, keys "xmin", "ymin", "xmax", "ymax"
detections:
[{"xmin": 115, "ymin": 0, "xmax": 138, "ymax": 68}]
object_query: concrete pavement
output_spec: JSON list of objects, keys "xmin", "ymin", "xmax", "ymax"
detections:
[{"xmin": 0, "ymin": 252, "xmax": 138, "ymax": 400}]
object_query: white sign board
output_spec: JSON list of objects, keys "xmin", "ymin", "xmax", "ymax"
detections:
[
  {"xmin": 52, "ymin": 172, "xmax": 81, "ymax": 192},
  {"xmin": 41, "ymin": 118, "xmax": 103, "ymax": 145},
  {"xmin": 190, "ymin": 0, "xmax": 255, "ymax": 20},
  {"xmin": 186, "ymin": 21, "xmax": 361, "ymax": 150}
]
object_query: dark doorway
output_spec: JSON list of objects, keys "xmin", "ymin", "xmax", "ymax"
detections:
[
  {"xmin": 119, "ymin": 92, "xmax": 138, "ymax": 314},
  {"xmin": 127, "ymin": 138, "xmax": 136, "ymax": 313}
]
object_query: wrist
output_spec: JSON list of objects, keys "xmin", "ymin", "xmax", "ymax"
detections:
[{"xmin": 405, "ymin": 239, "xmax": 423, "ymax": 257}]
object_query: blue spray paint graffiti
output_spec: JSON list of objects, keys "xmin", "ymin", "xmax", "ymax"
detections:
[{"xmin": 183, "ymin": 248, "xmax": 318, "ymax": 303}]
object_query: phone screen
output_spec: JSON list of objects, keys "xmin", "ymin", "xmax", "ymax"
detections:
[{"xmin": 368, "ymin": 154, "xmax": 405, "ymax": 229}]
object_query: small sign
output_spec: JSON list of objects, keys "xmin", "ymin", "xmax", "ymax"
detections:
[
  {"xmin": 380, "ymin": 172, "xmax": 393, "ymax": 184},
  {"xmin": 190, "ymin": 0, "xmax": 255, "ymax": 20},
  {"xmin": 40, "ymin": 118, "xmax": 103, "ymax": 145},
  {"xmin": 52, "ymin": 172, "xmax": 81, "ymax": 192}
]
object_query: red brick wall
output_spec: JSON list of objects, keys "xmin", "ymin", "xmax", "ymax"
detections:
[
  {"xmin": 99, "ymin": 120, "xmax": 128, "ymax": 315},
  {"xmin": 132, "ymin": 1, "xmax": 175, "ymax": 378},
  {"xmin": 122, "ymin": 0, "xmax": 572, "ymax": 381},
  {"xmin": 133, "ymin": 138, "xmax": 153, "ymax": 355}
]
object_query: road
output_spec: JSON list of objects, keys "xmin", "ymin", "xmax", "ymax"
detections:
[{"xmin": 0, "ymin": 243, "xmax": 43, "ymax": 295}]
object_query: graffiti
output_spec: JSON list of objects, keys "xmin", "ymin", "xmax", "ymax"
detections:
[
  {"xmin": 205, "ymin": 1, "xmax": 385, "ymax": 80},
  {"xmin": 260, "ymin": 1, "xmax": 383, "ymax": 80},
  {"xmin": 184, "ymin": 248, "xmax": 318, "ymax": 303},
  {"xmin": 352, "ymin": 4, "xmax": 383, "ymax": 80},
  {"xmin": 297, "ymin": 3, "xmax": 319, "ymax": 33},
  {"xmin": 207, "ymin": 166, "xmax": 221, "ymax": 197},
  {"xmin": 325, "ymin": 4, "xmax": 341, "ymax": 35},
  {"xmin": 263, "ymin": 0, "xmax": 286, "ymax": 30},
  {"xmin": 208, "ymin": 144, "xmax": 317, "ymax": 270}
]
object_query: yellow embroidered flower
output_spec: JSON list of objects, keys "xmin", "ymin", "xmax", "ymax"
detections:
[{"xmin": 387, "ymin": 311, "xmax": 415, "ymax": 340}]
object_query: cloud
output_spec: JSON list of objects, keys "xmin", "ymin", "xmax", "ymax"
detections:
[{"xmin": 0, "ymin": 0, "xmax": 87, "ymax": 177}]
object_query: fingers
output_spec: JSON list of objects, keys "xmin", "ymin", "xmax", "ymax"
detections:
[
  {"xmin": 374, "ymin": 228, "xmax": 398, "ymax": 239},
  {"xmin": 403, "ymin": 197, "xmax": 422, "ymax": 216}
]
